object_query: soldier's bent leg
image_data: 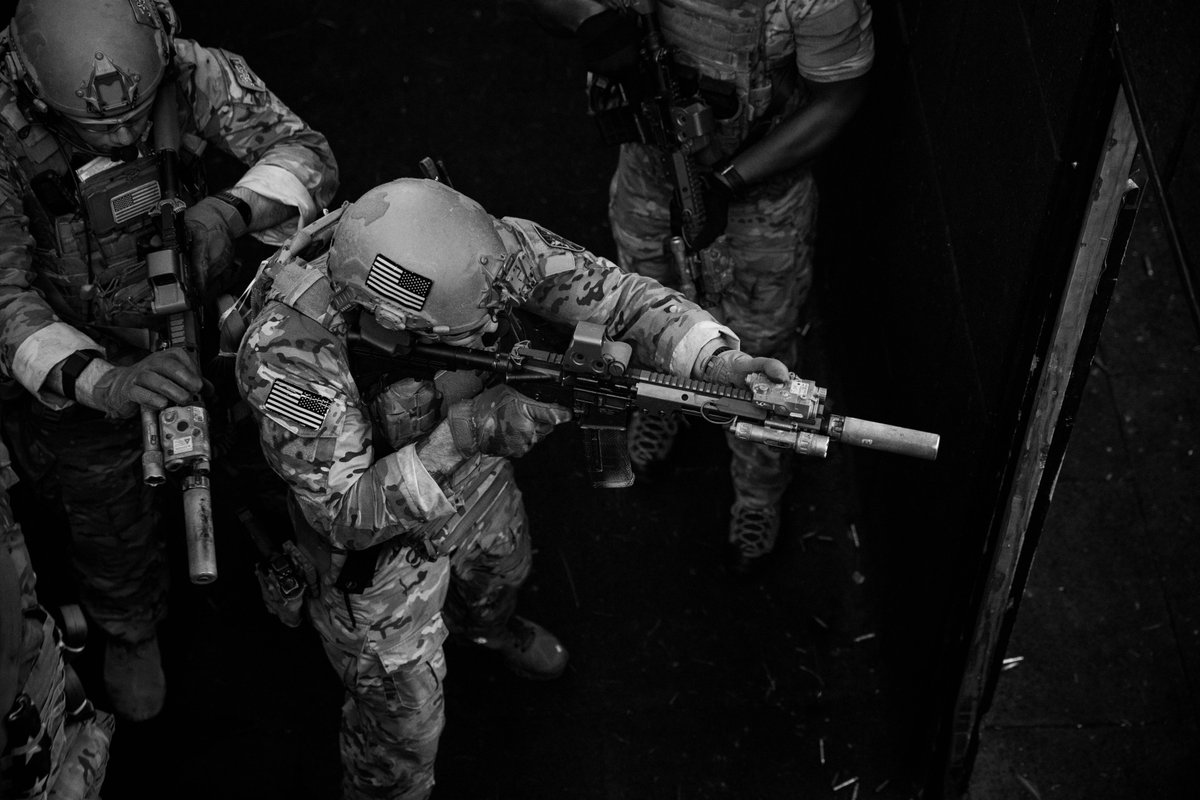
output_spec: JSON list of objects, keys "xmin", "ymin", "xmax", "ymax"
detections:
[
  {"xmin": 609, "ymin": 143, "xmax": 686, "ymax": 474},
  {"xmin": 309, "ymin": 546, "xmax": 452, "ymax": 799},
  {"xmin": 718, "ymin": 171, "xmax": 818, "ymax": 571},
  {"xmin": 31, "ymin": 408, "xmax": 167, "ymax": 641},
  {"xmin": 337, "ymin": 648, "xmax": 447, "ymax": 800},
  {"xmin": 29, "ymin": 405, "xmax": 168, "ymax": 719},
  {"xmin": 446, "ymin": 468, "xmax": 566, "ymax": 679}
]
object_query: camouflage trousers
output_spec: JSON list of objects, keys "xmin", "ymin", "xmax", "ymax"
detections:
[
  {"xmin": 15, "ymin": 401, "xmax": 166, "ymax": 644},
  {"xmin": 304, "ymin": 461, "xmax": 532, "ymax": 800},
  {"xmin": 609, "ymin": 143, "xmax": 818, "ymax": 507}
]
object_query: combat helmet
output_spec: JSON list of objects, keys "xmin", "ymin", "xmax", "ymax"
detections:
[
  {"xmin": 7, "ymin": 0, "xmax": 177, "ymax": 127},
  {"xmin": 327, "ymin": 178, "xmax": 510, "ymax": 339}
]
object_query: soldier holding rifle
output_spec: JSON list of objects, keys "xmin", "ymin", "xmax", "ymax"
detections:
[
  {"xmin": 0, "ymin": 0, "xmax": 337, "ymax": 721},
  {"xmin": 234, "ymin": 177, "xmax": 792, "ymax": 800},
  {"xmin": 525, "ymin": 0, "xmax": 876, "ymax": 571}
]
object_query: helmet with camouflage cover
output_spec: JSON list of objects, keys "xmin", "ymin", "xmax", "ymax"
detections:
[
  {"xmin": 7, "ymin": 0, "xmax": 177, "ymax": 126},
  {"xmin": 327, "ymin": 178, "xmax": 510, "ymax": 339}
]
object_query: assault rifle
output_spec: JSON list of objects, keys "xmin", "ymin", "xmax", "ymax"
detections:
[
  {"xmin": 351, "ymin": 316, "xmax": 940, "ymax": 488},
  {"xmin": 141, "ymin": 80, "xmax": 217, "ymax": 584},
  {"xmin": 589, "ymin": 0, "xmax": 729, "ymax": 306}
]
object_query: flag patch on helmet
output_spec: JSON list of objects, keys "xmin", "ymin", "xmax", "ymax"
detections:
[
  {"xmin": 534, "ymin": 225, "xmax": 584, "ymax": 253},
  {"xmin": 366, "ymin": 254, "xmax": 434, "ymax": 312},
  {"xmin": 265, "ymin": 379, "xmax": 332, "ymax": 430}
]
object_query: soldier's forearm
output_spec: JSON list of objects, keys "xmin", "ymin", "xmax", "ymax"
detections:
[
  {"xmin": 416, "ymin": 423, "xmax": 467, "ymax": 482},
  {"xmin": 44, "ymin": 354, "xmax": 113, "ymax": 408},
  {"xmin": 730, "ymin": 75, "xmax": 869, "ymax": 186},
  {"xmin": 523, "ymin": 0, "xmax": 605, "ymax": 32},
  {"xmin": 225, "ymin": 186, "xmax": 296, "ymax": 234}
]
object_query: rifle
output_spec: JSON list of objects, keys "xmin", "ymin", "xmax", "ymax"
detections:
[
  {"xmin": 350, "ymin": 316, "xmax": 940, "ymax": 489},
  {"xmin": 588, "ymin": 0, "xmax": 730, "ymax": 306},
  {"xmin": 141, "ymin": 80, "xmax": 217, "ymax": 584}
]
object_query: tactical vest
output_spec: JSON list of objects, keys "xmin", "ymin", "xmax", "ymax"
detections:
[
  {"xmin": 0, "ymin": 76, "xmax": 203, "ymax": 354},
  {"xmin": 658, "ymin": 0, "xmax": 781, "ymax": 154}
]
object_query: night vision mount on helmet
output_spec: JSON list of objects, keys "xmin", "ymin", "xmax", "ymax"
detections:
[{"xmin": 5, "ymin": 0, "xmax": 178, "ymax": 125}]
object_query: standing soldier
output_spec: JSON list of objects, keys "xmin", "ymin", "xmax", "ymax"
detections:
[
  {"xmin": 235, "ymin": 177, "xmax": 791, "ymax": 799},
  {"xmin": 2, "ymin": 426, "xmax": 114, "ymax": 800},
  {"xmin": 526, "ymin": 0, "xmax": 875, "ymax": 571},
  {"xmin": 0, "ymin": 0, "xmax": 338, "ymax": 722}
]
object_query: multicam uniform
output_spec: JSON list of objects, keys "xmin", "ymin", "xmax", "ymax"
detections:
[
  {"xmin": 236, "ymin": 214, "xmax": 738, "ymax": 799},
  {"xmin": 608, "ymin": 0, "xmax": 874, "ymax": 517},
  {"xmin": 1, "ymin": 434, "xmax": 113, "ymax": 800},
  {"xmin": 0, "ymin": 36, "xmax": 338, "ymax": 644}
]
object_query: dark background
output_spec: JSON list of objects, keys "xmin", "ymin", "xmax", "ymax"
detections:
[{"xmin": 2, "ymin": 1, "xmax": 1198, "ymax": 798}]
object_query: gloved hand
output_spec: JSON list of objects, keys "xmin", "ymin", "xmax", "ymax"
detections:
[
  {"xmin": 675, "ymin": 171, "xmax": 732, "ymax": 252},
  {"xmin": 447, "ymin": 385, "xmax": 572, "ymax": 459},
  {"xmin": 576, "ymin": 8, "xmax": 641, "ymax": 76},
  {"xmin": 184, "ymin": 195, "xmax": 248, "ymax": 283},
  {"xmin": 702, "ymin": 349, "xmax": 791, "ymax": 388},
  {"xmin": 90, "ymin": 349, "xmax": 203, "ymax": 419}
]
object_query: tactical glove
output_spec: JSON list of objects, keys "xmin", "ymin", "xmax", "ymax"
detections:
[
  {"xmin": 576, "ymin": 8, "xmax": 641, "ymax": 76},
  {"xmin": 185, "ymin": 194, "xmax": 248, "ymax": 283},
  {"xmin": 90, "ymin": 349, "xmax": 203, "ymax": 419},
  {"xmin": 702, "ymin": 349, "xmax": 790, "ymax": 388},
  {"xmin": 447, "ymin": 385, "xmax": 572, "ymax": 459}
]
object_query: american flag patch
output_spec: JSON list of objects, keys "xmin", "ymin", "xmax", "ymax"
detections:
[
  {"xmin": 111, "ymin": 180, "xmax": 161, "ymax": 224},
  {"xmin": 365, "ymin": 254, "xmax": 434, "ymax": 312},
  {"xmin": 265, "ymin": 380, "xmax": 332, "ymax": 430}
]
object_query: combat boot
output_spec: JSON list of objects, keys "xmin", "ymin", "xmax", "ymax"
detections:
[
  {"xmin": 474, "ymin": 616, "xmax": 568, "ymax": 680},
  {"xmin": 727, "ymin": 500, "xmax": 781, "ymax": 575},
  {"xmin": 627, "ymin": 410, "xmax": 680, "ymax": 481},
  {"xmin": 103, "ymin": 634, "xmax": 165, "ymax": 722}
]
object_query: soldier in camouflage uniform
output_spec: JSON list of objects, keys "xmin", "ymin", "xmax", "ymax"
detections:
[
  {"xmin": 2, "ymin": 429, "xmax": 114, "ymax": 800},
  {"xmin": 530, "ymin": 0, "xmax": 875, "ymax": 571},
  {"xmin": 235, "ymin": 178, "xmax": 790, "ymax": 800},
  {"xmin": 0, "ymin": 0, "xmax": 338, "ymax": 721}
]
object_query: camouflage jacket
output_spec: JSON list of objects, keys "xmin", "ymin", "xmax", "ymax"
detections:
[
  {"xmin": 236, "ymin": 216, "xmax": 739, "ymax": 555},
  {"xmin": 0, "ymin": 38, "xmax": 339, "ymax": 408}
]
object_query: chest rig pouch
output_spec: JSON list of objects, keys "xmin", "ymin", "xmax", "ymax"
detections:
[
  {"xmin": 589, "ymin": 0, "xmax": 776, "ymax": 162},
  {"xmin": 78, "ymin": 155, "xmax": 164, "ymax": 236}
]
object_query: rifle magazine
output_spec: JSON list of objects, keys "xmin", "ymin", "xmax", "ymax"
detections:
[{"xmin": 581, "ymin": 425, "xmax": 635, "ymax": 488}]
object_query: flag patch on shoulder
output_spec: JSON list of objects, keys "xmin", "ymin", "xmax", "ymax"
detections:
[
  {"xmin": 265, "ymin": 379, "xmax": 332, "ymax": 429},
  {"xmin": 534, "ymin": 225, "xmax": 584, "ymax": 253}
]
